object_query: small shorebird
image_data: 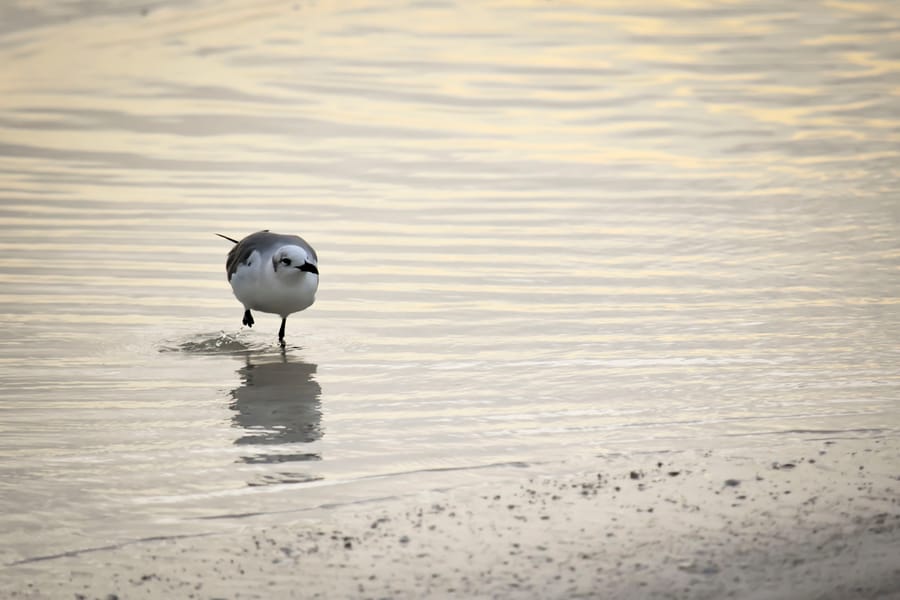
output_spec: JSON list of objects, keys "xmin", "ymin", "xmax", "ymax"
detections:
[{"xmin": 217, "ymin": 230, "xmax": 319, "ymax": 344}]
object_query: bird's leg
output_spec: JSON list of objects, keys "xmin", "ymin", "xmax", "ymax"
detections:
[
  {"xmin": 242, "ymin": 309, "xmax": 255, "ymax": 327},
  {"xmin": 278, "ymin": 317, "xmax": 287, "ymax": 345}
]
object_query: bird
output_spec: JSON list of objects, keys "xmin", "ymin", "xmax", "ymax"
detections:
[{"xmin": 217, "ymin": 230, "xmax": 319, "ymax": 344}]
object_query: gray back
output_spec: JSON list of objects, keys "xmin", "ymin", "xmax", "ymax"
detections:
[{"xmin": 225, "ymin": 230, "xmax": 318, "ymax": 280}]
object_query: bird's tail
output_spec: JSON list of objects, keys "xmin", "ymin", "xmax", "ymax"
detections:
[{"xmin": 215, "ymin": 233, "xmax": 239, "ymax": 244}]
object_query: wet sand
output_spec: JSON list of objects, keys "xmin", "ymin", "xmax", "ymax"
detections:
[{"xmin": 4, "ymin": 438, "xmax": 899, "ymax": 599}]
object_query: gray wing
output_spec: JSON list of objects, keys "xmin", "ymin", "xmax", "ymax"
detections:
[{"xmin": 225, "ymin": 230, "xmax": 318, "ymax": 280}]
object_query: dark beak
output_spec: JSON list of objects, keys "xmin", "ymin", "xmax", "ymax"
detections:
[{"xmin": 298, "ymin": 262, "xmax": 319, "ymax": 275}]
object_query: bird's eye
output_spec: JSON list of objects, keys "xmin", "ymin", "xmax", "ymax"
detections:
[{"xmin": 280, "ymin": 258, "xmax": 291, "ymax": 266}]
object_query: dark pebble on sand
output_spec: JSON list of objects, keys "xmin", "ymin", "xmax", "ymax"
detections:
[{"xmin": 725, "ymin": 479, "xmax": 741, "ymax": 487}]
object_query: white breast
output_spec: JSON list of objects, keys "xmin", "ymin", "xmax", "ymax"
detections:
[{"xmin": 229, "ymin": 251, "xmax": 317, "ymax": 317}]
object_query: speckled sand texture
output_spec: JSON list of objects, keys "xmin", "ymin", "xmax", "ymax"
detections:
[{"xmin": 4, "ymin": 438, "xmax": 899, "ymax": 599}]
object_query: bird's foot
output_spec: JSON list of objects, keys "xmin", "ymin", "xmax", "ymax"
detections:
[{"xmin": 242, "ymin": 309, "xmax": 255, "ymax": 327}]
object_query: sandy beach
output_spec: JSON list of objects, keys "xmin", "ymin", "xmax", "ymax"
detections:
[
  {"xmin": 5, "ymin": 437, "xmax": 898, "ymax": 599},
  {"xmin": 2, "ymin": 1, "xmax": 899, "ymax": 599}
]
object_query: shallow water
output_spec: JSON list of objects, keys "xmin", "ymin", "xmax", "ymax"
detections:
[{"xmin": 1, "ymin": 0, "xmax": 899, "ymax": 566}]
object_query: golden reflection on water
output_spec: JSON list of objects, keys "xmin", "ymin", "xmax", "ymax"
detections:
[
  {"xmin": 0, "ymin": 0, "xmax": 898, "ymax": 566},
  {"xmin": 2, "ymin": 0, "xmax": 895, "ymax": 191}
]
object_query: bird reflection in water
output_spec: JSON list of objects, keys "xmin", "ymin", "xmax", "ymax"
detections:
[{"xmin": 229, "ymin": 352, "xmax": 323, "ymax": 486}]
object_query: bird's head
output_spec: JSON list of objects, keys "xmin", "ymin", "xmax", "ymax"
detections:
[{"xmin": 272, "ymin": 245, "xmax": 319, "ymax": 278}]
